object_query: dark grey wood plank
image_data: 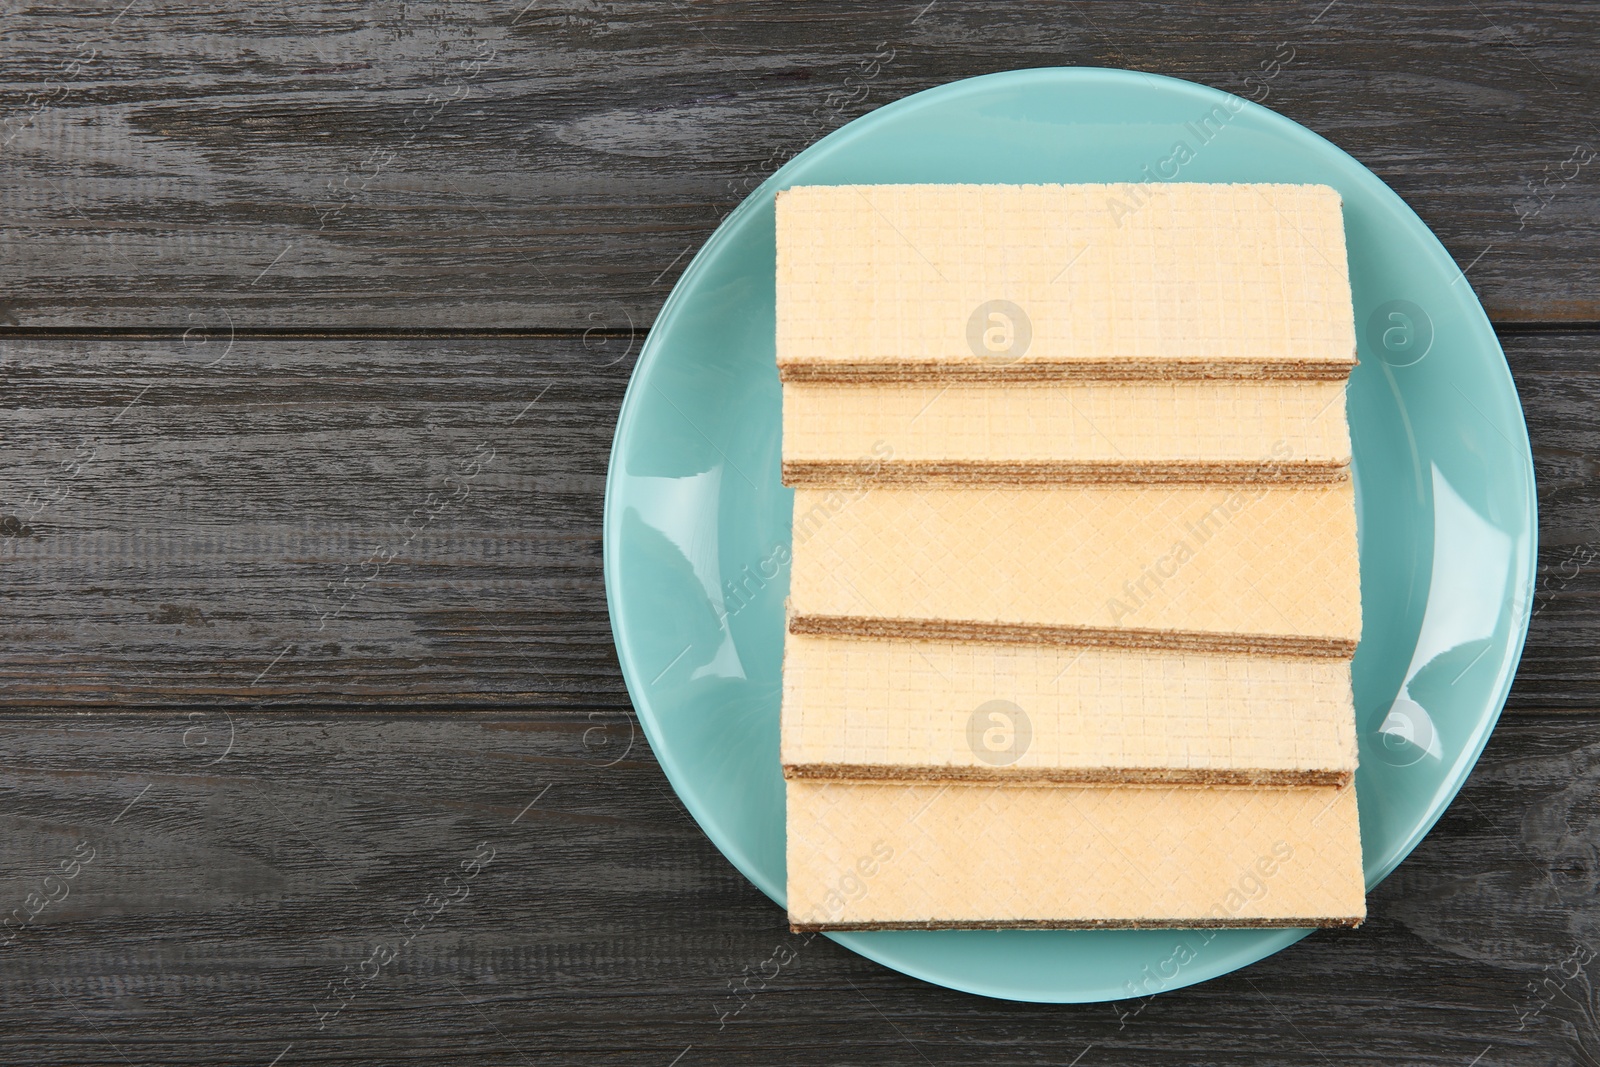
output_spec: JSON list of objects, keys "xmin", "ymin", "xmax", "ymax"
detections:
[
  {"xmin": 0, "ymin": 335, "xmax": 633, "ymax": 708},
  {"xmin": 1511, "ymin": 327, "xmax": 1600, "ymax": 709},
  {"xmin": 0, "ymin": 710, "xmax": 1593, "ymax": 1065},
  {"xmin": 2, "ymin": 329, "xmax": 1599, "ymax": 710},
  {"xmin": 1, "ymin": 1, "xmax": 1596, "ymax": 328}
]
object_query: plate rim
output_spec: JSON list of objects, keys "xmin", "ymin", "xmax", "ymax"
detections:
[{"xmin": 603, "ymin": 65, "xmax": 1538, "ymax": 1003}]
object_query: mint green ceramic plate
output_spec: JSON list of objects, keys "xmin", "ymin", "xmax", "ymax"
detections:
[{"xmin": 603, "ymin": 68, "xmax": 1535, "ymax": 1002}]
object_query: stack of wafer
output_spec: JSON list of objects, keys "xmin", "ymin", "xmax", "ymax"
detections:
[{"xmin": 777, "ymin": 183, "xmax": 1365, "ymax": 932}]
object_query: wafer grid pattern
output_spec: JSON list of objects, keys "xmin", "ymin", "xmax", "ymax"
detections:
[
  {"xmin": 780, "ymin": 634, "xmax": 1357, "ymax": 777},
  {"xmin": 789, "ymin": 483, "xmax": 1361, "ymax": 643},
  {"xmin": 786, "ymin": 780, "xmax": 1365, "ymax": 929},
  {"xmin": 776, "ymin": 183, "xmax": 1356, "ymax": 370},
  {"xmin": 782, "ymin": 380, "xmax": 1351, "ymax": 464}
]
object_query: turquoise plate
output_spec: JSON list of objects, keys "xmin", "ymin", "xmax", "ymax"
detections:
[{"xmin": 603, "ymin": 68, "xmax": 1536, "ymax": 1002}]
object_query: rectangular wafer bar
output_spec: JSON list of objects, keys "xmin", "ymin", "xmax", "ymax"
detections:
[
  {"xmin": 776, "ymin": 183, "xmax": 1356, "ymax": 381},
  {"xmin": 782, "ymin": 379, "xmax": 1350, "ymax": 486},
  {"xmin": 786, "ymin": 779, "xmax": 1365, "ymax": 930},
  {"xmin": 780, "ymin": 632, "xmax": 1356, "ymax": 786},
  {"xmin": 788, "ymin": 482, "xmax": 1361, "ymax": 653}
]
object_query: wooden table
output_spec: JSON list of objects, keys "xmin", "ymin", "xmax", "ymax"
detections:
[{"xmin": 3, "ymin": 3, "xmax": 1597, "ymax": 1063}]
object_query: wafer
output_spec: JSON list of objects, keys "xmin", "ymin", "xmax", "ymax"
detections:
[
  {"xmin": 780, "ymin": 632, "xmax": 1356, "ymax": 786},
  {"xmin": 776, "ymin": 182, "xmax": 1356, "ymax": 382},
  {"xmin": 782, "ymin": 379, "xmax": 1350, "ymax": 486},
  {"xmin": 786, "ymin": 779, "xmax": 1364, "ymax": 931},
  {"xmin": 788, "ymin": 481, "xmax": 1361, "ymax": 654}
]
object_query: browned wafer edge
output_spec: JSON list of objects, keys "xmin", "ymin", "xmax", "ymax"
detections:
[
  {"xmin": 777, "ymin": 358, "xmax": 1358, "ymax": 384},
  {"xmin": 787, "ymin": 615, "xmax": 1358, "ymax": 660},
  {"xmin": 789, "ymin": 915, "xmax": 1365, "ymax": 932},
  {"xmin": 782, "ymin": 459, "xmax": 1351, "ymax": 488},
  {"xmin": 781, "ymin": 763, "xmax": 1353, "ymax": 787}
]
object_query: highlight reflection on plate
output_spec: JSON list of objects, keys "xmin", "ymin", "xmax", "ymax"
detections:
[{"xmin": 604, "ymin": 68, "xmax": 1536, "ymax": 1002}]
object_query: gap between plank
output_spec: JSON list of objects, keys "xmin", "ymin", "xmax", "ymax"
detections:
[
  {"xmin": 0, "ymin": 322, "xmax": 1596, "ymax": 341},
  {"xmin": 0, "ymin": 326, "xmax": 644, "ymax": 340}
]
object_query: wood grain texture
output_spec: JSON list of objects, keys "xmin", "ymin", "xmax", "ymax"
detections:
[
  {"xmin": 0, "ymin": 335, "xmax": 635, "ymax": 709},
  {"xmin": 0, "ymin": 711, "xmax": 1592, "ymax": 1066},
  {"xmin": 1, "ymin": 1, "xmax": 1597, "ymax": 328},
  {"xmin": 0, "ymin": 330, "xmax": 1596, "ymax": 710},
  {"xmin": 1513, "ymin": 328, "xmax": 1600, "ymax": 709}
]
